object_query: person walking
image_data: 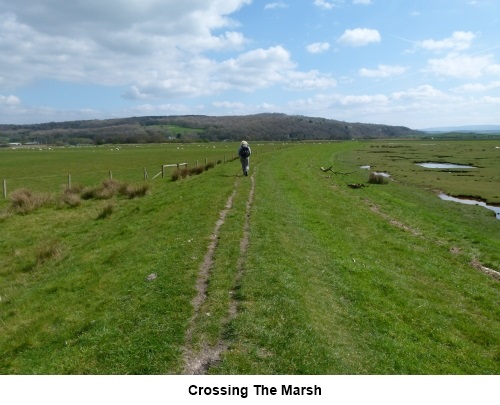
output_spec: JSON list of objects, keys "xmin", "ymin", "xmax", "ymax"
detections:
[{"xmin": 238, "ymin": 140, "xmax": 251, "ymax": 176}]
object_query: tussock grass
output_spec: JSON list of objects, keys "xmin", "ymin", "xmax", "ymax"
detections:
[
  {"xmin": 35, "ymin": 240, "xmax": 64, "ymax": 266},
  {"xmin": 60, "ymin": 189, "xmax": 82, "ymax": 207},
  {"xmin": 9, "ymin": 188, "xmax": 51, "ymax": 214},
  {"xmin": 189, "ymin": 166, "xmax": 205, "ymax": 176},
  {"xmin": 171, "ymin": 170, "xmax": 181, "ymax": 181},
  {"xmin": 172, "ymin": 165, "xmax": 207, "ymax": 181},
  {"xmin": 121, "ymin": 183, "xmax": 150, "ymax": 199},
  {"xmin": 96, "ymin": 202, "xmax": 114, "ymax": 220}
]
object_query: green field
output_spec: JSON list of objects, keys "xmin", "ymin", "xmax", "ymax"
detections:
[{"xmin": 0, "ymin": 140, "xmax": 499, "ymax": 374}]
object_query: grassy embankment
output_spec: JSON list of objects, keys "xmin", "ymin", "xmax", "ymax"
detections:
[{"xmin": 0, "ymin": 141, "xmax": 498, "ymax": 374}]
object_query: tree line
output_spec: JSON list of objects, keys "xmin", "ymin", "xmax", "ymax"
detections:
[{"xmin": 0, "ymin": 113, "xmax": 423, "ymax": 145}]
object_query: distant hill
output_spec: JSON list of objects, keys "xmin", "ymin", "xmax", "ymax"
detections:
[
  {"xmin": 0, "ymin": 113, "xmax": 423, "ymax": 145},
  {"xmin": 422, "ymin": 125, "xmax": 500, "ymax": 134}
]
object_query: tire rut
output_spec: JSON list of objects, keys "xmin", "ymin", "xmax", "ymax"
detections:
[{"xmin": 183, "ymin": 171, "xmax": 256, "ymax": 374}]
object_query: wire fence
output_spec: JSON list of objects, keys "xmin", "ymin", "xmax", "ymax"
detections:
[{"xmin": 1, "ymin": 154, "xmax": 243, "ymax": 199}]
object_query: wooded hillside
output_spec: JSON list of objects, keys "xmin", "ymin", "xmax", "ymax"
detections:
[{"xmin": 0, "ymin": 113, "xmax": 423, "ymax": 145}]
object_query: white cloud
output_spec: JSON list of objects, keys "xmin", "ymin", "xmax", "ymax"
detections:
[
  {"xmin": 338, "ymin": 28, "xmax": 381, "ymax": 47},
  {"xmin": 313, "ymin": 0, "xmax": 342, "ymax": 10},
  {"xmin": 390, "ymin": 85, "xmax": 453, "ymax": 101},
  {"xmin": 306, "ymin": 42, "xmax": 331, "ymax": 54},
  {"xmin": 264, "ymin": 2, "xmax": 288, "ymax": 9},
  {"xmin": 417, "ymin": 31, "xmax": 476, "ymax": 53},
  {"xmin": 359, "ymin": 65, "xmax": 407, "ymax": 78},
  {"xmin": 286, "ymin": 70, "xmax": 337, "ymax": 90},
  {"xmin": 452, "ymin": 81, "xmax": 500, "ymax": 93},
  {"xmin": 425, "ymin": 52, "xmax": 496, "ymax": 78},
  {"xmin": 0, "ymin": 1, "xmax": 252, "ymax": 90},
  {"xmin": 352, "ymin": 0, "xmax": 372, "ymax": 5},
  {"xmin": 479, "ymin": 96, "xmax": 500, "ymax": 104},
  {"xmin": 0, "ymin": 94, "xmax": 21, "ymax": 106},
  {"xmin": 339, "ymin": 94, "xmax": 388, "ymax": 106},
  {"xmin": 212, "ymin": 101, "xmax": 246, "ymax": 109}
]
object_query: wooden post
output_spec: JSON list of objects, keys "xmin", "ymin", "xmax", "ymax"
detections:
[
  {"xmin": 109, "ymin": 170, "xmax": 113, "ymax": 179},
  {"xmin": 224, "ymin": 155, "xmax": 226, "ymax": 163},
  {"xmin": 3, "ymin": 179, "xmax": 6, "ymax": 199},
  {"xmin": 205, "ymin": 158, "xmax": 208, "ymax": 165},
  {"xmin": 161, "ymin": 165, "xmax": 165, "ymax": 178},
  {"xmin": 177, "ymin": 163, "xmax": 180, "ymax": 171},
  {"xmin": 68, "ymin": 174, "xmax": 71, "ymax": 190},
  {"xmin": 144, "ymin": 168, "xmax": 148, "ymax": 180},
  {"xmin": 196, "ymin": 160, "xmax": 199, "ymax": 168}
]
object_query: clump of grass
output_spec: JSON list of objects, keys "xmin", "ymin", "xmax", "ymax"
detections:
[
  {"xmin": 96, "ymin": 202, "xmax": 114, "ymax": 220},
  {"xmin": 172, "ymin": 170, "xmax": 181, "ymax": 182},
  {"xmin": 189, "ymin": 166, "xmax": 205, "ymax": 176},
  {"xmin": 121, "ymin": 183, "xmax": 150, "ymax": 199},
  {"xmin": 172, "ymin": 166, "xmax": 206, "ymax": 181},
  {"xmin": 205, "ymin": 162, "xmax": 216, "ymax": 171},
  {"xmin": 368, "ymin": 172, "xmax": 389, "ymax": 185},
  {"xmin": 60, "ymin": 189, "xmax": 82, "ymax": 207},
  {"xmin": 35, "ymin": 240, "xmax": 64, "ymax": 266},
  {"xmin": 80, "ymin": 179, "xmax": 148, "ymax": 200},
  {"xmin": 10, "ymin": 188, "xmax": 51, "ymax": 214},
  {"xmin": 0, "ymin": 210, "xmax": 12, "ymax": 221}
]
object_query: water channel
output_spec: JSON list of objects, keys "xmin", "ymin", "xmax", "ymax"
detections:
[
  {"xmin": 439, "ymin": 194, "xmax": 500, "ymax": 220},
  {"xmin": 417, "ymin": 163, "xmax": 476, "ymax": 169}
]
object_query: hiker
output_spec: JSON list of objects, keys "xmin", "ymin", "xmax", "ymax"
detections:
[{"xmin": 238, "ymin": 140, "xmax": 251, "ymax": 176}]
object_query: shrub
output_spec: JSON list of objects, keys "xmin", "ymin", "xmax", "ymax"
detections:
[
  {"xmin": 10, "ymin": 188, "xmax": 51, "ymax": 214},
  {"xmin": 205, "ymin": 162, "xmax": 215, "ymax": 171},
  {"xmin": 180, "ymin": 168, "xmax": 189, "ymax": 179},
  {"xmin": 368, "ymin": 172, "xmax": 389, "ymax": 185}
]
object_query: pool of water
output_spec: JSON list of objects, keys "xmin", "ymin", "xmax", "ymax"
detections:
[
  {"xmin": 417, "ymin": 163, "xmax": 476, "ymax": 169},
  {"xmin": 439, "ymin": 194, "xmax": 500, "ymax": 219}
]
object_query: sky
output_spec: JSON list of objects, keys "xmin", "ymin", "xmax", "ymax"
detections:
[{"xmin": 1, "ymin": 0, "xmax": 499, "ymax": 129}]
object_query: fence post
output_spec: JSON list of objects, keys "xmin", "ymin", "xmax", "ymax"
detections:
[
  {"xmin": 196, "ymin": 160, "xmax": 199, "ymax": 168},
  {"xmin": 3, "ymin": 179, "xmax": 6, "ymax": 199},
  {"xmin": 144, "ymin": 168, "xmax": 148, "ymax": 181},
  {"xmin": 109, "ymin": 170, "xmax": 113, "ymax": 179},
  {"xmin": 224, "ymin": 155, "xmax": 226, "ymax": 163},
  {"xmin": 205, "ymin": 158, "xmax": 208, "ymax": 165},
  {"xmin": 162, "ymin": 165, "xmax": 165, "ymax": 178},
  {"xmin": 177, "ymin": 163, "xmax": 180, "ymax": 171},
  {"xmin": 68, "ymin": 174, "xmax": 71, "ymax": 190}
]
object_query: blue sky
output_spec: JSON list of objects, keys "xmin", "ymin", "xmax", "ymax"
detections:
[{"xmin": 1, "ymin": 0, "xmax": 499, "ymax": 128}]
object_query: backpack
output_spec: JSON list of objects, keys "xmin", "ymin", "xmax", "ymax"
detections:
[{"xmin": 240, "ymin": 145, "xmax": 250, "ymax": 158}]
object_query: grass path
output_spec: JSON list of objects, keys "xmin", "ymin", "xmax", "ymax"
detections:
[{"xmin": 183, "ymin": 168, "xmax": 257, "ymax": 374}]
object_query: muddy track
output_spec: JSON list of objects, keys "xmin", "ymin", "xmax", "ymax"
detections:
[{"xmin": 183, "ymin": 170, "xmax": 256, "ymax": 374}]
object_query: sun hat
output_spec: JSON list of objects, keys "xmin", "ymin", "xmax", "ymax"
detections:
[{"xmin": 241, "ymin": 140, "xmax": 248, "ymax": 146}]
